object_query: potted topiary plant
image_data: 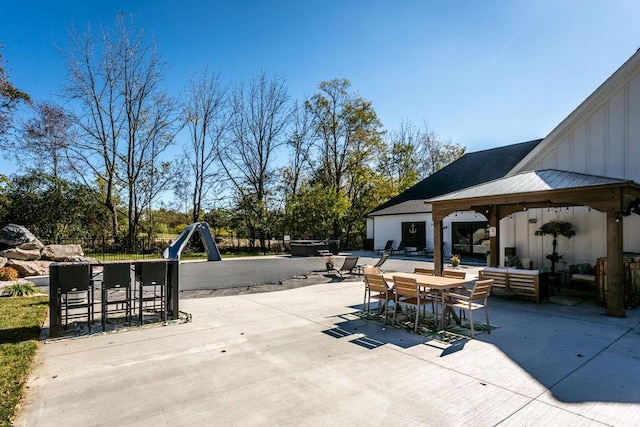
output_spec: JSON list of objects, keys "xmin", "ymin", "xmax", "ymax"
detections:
[
  {"xmin": 535, "ymin": 220, "xmax": 576, "ymax": 273},
  {"xmin": 450, "ymin": 254, "xmax": 461, "ymax": 267},
  {"xmin": 324, "ymin": 255, "xmax": 334, "ymax": 271}
]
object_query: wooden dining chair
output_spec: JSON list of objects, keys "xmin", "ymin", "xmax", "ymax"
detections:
[
  {"xmin": 442, "ymin": 279, "xmax": 493, "ymax": 338},
  {"xmin": 363, "ymin": 266, "xmax": 381, "ymax": 275},
  {"xmin": 443, "ymin": 270, "xmax": 466, "ymax": 279},
  {"xmin": 363, "ymin": 273, "xmax": 395, "ymax": 322},
  {"xmin": 392, "ymin": 275, "xmax": 436, "ymax": 332},
  {"xmin": 413, "ymin": 268, "xmax": 437, "ymax": 314}
]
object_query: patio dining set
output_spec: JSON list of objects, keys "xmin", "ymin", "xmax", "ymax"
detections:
[{"xmin": 362, "ymin": 267, "xmax": 494, "ymax": 338}]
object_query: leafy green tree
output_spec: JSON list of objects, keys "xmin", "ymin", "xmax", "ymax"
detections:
[
  {"xmin": 0, "ymin": 173, "xmax": 10, "ymax": 219},
  {"xmin": 304, "ymin": 78, "xmax": 385, "ymax": 247},
  {"xmin": 1, "ymin": 172, "xmax": 110, "ymax": 242},
  {"xmin": 203, "ymin": 207, "xmax": 234, "ymax": 238},
  {"xmin": 150, "ymin": 208, "xmax": 189, "ymax": 235},
  {"xmin": 286, "ymin": 182, "xmax": 349, "ymax": 239}
]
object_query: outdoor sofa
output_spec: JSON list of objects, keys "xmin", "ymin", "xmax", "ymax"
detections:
[{"xmin": 479, "ymin": 266, "xmax": 541, "ymax": 304}]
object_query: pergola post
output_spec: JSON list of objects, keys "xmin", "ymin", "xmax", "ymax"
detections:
[
  {"xmin": 433, "ymin": 215, "xmax": 444, "ymax": 276},
  {"xmin": 606, "ymin": 211, "xmax": 625, "ymax": 317},
  {"xmin": 488, "ymin": 207, "xmax": 500, "ymax": 267}
]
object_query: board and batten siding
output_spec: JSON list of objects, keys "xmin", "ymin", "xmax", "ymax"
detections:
[
  {"xmin": 501, "ymin": 206, "xmax": 640, "ymax": 270},
  {"xmin": 520, "ymin": 58, "xmax": 640, "ymax": 180},
  {"xmin": 503, "ymin": 55, "xmax": 640, "ymax": 268}
]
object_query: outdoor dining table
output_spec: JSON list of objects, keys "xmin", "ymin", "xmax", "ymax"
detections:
[{"xmin": 382, "ymin": 272, "xmax": 473, "ymax": 331}]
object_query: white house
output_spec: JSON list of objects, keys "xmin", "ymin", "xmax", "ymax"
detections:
[
  {"xmin": 367, "ymin": 139, "xmax": 542, "ymax": 258},
  {"xmin": 368, "ymin": 49, "xmax": 640, "ymax": 316}
]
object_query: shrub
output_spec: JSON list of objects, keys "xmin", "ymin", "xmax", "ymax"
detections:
[
  {"xmin": 1, "ymin": 282, "xmax": 41, "ymax": 297},
  {"xmin": 0, "ymin": 266, "xmax": 19, "ymax": 281}
]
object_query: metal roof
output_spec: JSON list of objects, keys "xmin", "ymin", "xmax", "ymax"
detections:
[{"xmin": 427, "ymin": 169, "xmax": 631, "ymax": 203}]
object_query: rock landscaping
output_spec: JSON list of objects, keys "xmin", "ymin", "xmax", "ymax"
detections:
[{"xmin": 0, "ymin": 224, "xmax": 96, "ymax": 277}]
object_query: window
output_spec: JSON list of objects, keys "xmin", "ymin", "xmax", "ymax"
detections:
[{"xmin": 451, "ymin": 221, "xmax": 489, "ymax": 258}]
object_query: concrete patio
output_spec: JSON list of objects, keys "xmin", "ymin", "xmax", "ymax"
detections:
[{"xmin": 15, "ymin": 268, "xmax": 640, "ymax": 426}]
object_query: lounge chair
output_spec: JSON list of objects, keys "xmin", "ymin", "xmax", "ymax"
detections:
[
  {"xmin": 355, "ymin": 251, "xmax": 390, "ymax": 275},
  {"xmin": 391, "ymin": 240, "xmax": 406, "ymax": 255},
  {"xmin": 416, "ymin": 248, "xmax": 434, "ymax": 258},
  {"xmin": 373, "ymin": 251, "xmax": 390, "ymax": 268},
  {"xmin": 404, "ymin": 246, "xmax": 420, "ymax": 256},
  {"xmin": 330, "ymin": 256, "xmax": 359, "ymax": 278},
  {"xmin": 375, "ymin": 240, "xmax": 394, "ymax": 254}
]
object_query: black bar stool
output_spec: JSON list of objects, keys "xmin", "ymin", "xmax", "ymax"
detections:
[
  {"xmin": 55, "ymin": 263, "xmax": 94, "ymax": 331},
  {"xmin": 135, "ymin": 261, "xmax": 168, "ymax": 324},
  {"xmin": 101, "ymin": 263, "xmax": 133, "ymax": 330}
]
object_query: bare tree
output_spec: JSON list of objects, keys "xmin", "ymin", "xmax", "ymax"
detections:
[
  {"xmin": 218, "ymin": 71, "xmax": 291, "ymax": 252},
  {"xmin": 19, "ymin": 102, "xmax": 73, "ymax": 182},
  {"xmin": 183, "ymin": 69, "xmax": 228, "ymax": 223},
  {"xmin": 381, "ymin": 119, "xmax": 421, "ymax": 192},
  {"xmin": 62, "ymin": 14, "xmax": 180, "ymax": 244},
  {"xmin": 62, "ymin": 24, "xmax": 121, "ymax": 239},
  {"xmin": 416, "ymin": 121, "xmax": 465, "ymax": 179},
  {"xmin": 278, "ymin": 101, "xmax": 313, "ymax": 239},
  {"xmin": 282, "ymin": 102, "xmax": 312, "ymax": 199}
]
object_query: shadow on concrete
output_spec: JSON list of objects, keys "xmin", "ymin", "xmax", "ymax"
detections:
[
  {"xmin": 477, "ymin": 298, "xmax": 640, "ymax": 403},
  {"xmin": 334, "ymin": 293, "xmax": 640, "ymax": 403},
  {"xmin": 322, "ymin": 308, "xmax": 476, "ymax": 356}
]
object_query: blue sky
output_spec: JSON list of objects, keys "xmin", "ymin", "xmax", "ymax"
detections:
[{"xmin": 2, "ymin": 0, "xmax": 640, "ymax": 176}]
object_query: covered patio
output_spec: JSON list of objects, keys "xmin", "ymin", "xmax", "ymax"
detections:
[{"xmin": 428, "ymin": 169, "xmax": 640, "ymax": 317}]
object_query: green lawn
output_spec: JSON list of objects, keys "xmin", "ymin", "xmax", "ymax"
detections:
[{"xmin": 0, "ymin": 296, "xmax": 48, "ymax": 427}]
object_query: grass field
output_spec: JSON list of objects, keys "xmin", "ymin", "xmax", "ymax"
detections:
[{"xmin": 0, "ymin": 296, "xmax": 48, "ymax": 426}]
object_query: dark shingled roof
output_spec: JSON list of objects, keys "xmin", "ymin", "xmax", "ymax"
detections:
[{"xmin": 368, "ymin": 139, "xmax": 542, "ymax": 216}]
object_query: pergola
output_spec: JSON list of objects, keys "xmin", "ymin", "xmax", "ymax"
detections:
[{"xmin": 427, "ymin": 169, "xmax": 640, "ymax": 317}]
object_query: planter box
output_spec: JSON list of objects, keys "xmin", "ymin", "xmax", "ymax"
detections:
[{"xmin": 596, "ymin": 256, "xmax": 640, "ymax": 308}]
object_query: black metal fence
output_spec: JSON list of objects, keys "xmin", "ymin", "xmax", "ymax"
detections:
[{"xmin": 54, "ymin": 237, "xmax": 288, "ymax": 261}]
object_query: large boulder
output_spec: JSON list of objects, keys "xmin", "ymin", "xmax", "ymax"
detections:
[
  {"xmin": 0, "ymin": 224, "xmax": 44, "ymax": 250},
  {"xmin": 7, "ymin": 260, "xmax": 52, "ymax": 277},
  {"xmin": 41, "ymin": 244, "xmax": 85, "ymax": 261},
  {"xmin": 0, "ymin": 247, "xmax": 41, "ymax": 261}
]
